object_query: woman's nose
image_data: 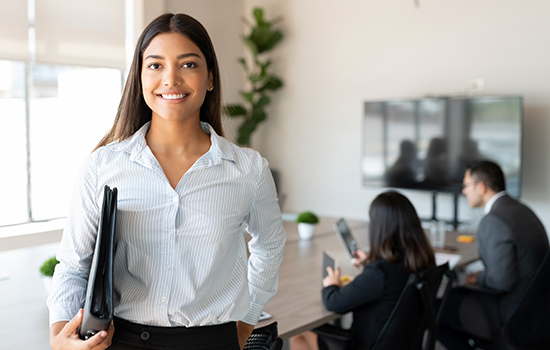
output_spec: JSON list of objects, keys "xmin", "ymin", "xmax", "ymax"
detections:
[{"xmin": 162, "ymin": 66, "xmax": 182, "ymax": 86}]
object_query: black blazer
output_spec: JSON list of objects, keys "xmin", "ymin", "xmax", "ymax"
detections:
[
  {"xmin": 477, "ymin": 194, "xmax": 549, "ymax": 322},
  {"xmin": 322, "ymin": 260, "xmax": 409, "ymax": 349}
]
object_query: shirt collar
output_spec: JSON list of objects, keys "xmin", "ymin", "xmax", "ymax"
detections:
[
  {"xmin": 124, "ymin": 122, "xmax": 150, "ymax": 163},
  {"xmin": 200, "ymin": 121, "xmax": 236, "ymax": 163},
  {"xmin": 484, "ymin": 191, "xmax": 507, "ymax": 214},
  {"xmin": 125, "ymin": 121, "xmax": 237, "ymax": 164}
]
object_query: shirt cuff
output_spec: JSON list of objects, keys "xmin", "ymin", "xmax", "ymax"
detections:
[
  {"xmin": 241, "ymin": 301, "xmax": 264, "ymax": 325},
  {"xmin": 48, "ymin": 302, "xmax": 81, "ymax": 327}
]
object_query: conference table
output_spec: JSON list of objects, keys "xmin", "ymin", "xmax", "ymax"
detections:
[{"xmin": 254, "ymin": 216, "xmax": 478, "ymax": 340}]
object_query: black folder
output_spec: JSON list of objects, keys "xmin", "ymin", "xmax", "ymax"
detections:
[{"xmin": 79, "ymin": 185, "xmax": 117, "ymax": 340}]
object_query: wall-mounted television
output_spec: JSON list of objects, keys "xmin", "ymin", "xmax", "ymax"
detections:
[{"xmin": 361, "ymin": 96, "xmax": 523, "ymax": 198}]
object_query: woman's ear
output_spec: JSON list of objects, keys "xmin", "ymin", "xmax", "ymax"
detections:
[{"xmin": 208, "ymin": 71, "xmax": 213, "ymax": 91}]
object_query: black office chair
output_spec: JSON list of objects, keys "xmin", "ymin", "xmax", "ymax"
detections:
[
  {"xmin": 470, "ymin": 249, "xmax": 550, "ymax": 350},
  {"xmin": 316, "ymin": 263, "xmax": 452, "ymax": 350},
  {"xmin": 244, "ymin": 322, "xmax": 283, "ymax": 350},
  {"xmin": 371, "ymin": 263, "xmax": 450, "ymax": 350},
  {"xmin": 420, "ymin": 263, "xmax": 456, "ymax": 350}
]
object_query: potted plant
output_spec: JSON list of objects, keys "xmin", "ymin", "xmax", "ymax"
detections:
[
  {"xmin": 226, "ymin": 7, "xmax": 284, "ymax": 147},
  {"xmin": 40, "ymin": 256, "xmax": 59, "ymax": 293},
  {"xmin": 296, "ymin": 211, "xmax": 319, "ymax": 240}
]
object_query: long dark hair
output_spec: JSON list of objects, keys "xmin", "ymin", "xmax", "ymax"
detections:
[
  {"xmin": 95, "ymin": 13, "xmax": 224, "ymax": 150},
  {"xmin": 366, "ymin": 191, "xmax": 435, "ymax": 272}
]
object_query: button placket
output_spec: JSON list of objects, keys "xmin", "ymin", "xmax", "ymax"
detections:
[{"xmin": 158, "ymin": 192, "xmax": 177, "ymax": 316}]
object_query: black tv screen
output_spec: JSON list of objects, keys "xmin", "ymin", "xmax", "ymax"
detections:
[{"xmin": 361, "ymin": 96, "xmax": 523, "ymax": 198}]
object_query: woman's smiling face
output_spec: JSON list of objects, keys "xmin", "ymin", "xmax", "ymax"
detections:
[{"xmin": 141, "ymin": 32, "xmax": 212, "ymax": 123}]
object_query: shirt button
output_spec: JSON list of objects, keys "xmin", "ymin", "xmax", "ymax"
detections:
[
  {"xmin": 140, "ymin": 331, "xmax": 150, "ymax": 341},
  {"xmin": 161, "ymin": 297, "xmax": 167, "ymax": 302},
  {"xmin": 166, "ymin": 265, "xmax": 171, "ymax": 270},
  {"xmin": 172, "ymin": 197, "xmax": 178, "ymax": 203},
  {"xmin": 168, "ymin": 232, "xmax": 173, "ymax": 237}
]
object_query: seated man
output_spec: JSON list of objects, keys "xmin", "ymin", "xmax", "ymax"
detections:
[{"xmin": 438, "ymin": 161, "xmax": 549, "ymax": 350}]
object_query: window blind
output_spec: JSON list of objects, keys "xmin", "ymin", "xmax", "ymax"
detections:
[
  {"xmin": 34, "ymin": 0, "xmax": 125, "ymax": 69},
  {"xmin": 0, "ymin": 0, "xmax": 29, "ymax": 61}
]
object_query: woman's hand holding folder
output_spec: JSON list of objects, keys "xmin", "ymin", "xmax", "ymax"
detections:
[{"xmin": 50, "ymin": 309, "xmax": 115, "ymax": 350}]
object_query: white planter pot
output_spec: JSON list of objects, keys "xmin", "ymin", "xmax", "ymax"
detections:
[{"xmin": 297, "ymin": 223, "xmax": 315, "ymax": 240}]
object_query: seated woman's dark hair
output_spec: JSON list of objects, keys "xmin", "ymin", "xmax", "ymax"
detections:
[{"xmin": 366, "ymin": 191, "xmax": 435, "ymax": 272}]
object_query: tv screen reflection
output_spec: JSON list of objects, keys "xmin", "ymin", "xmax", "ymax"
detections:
[{"xmin": 361, "ymin": 96, "xmax": 522, "ymax": 198}]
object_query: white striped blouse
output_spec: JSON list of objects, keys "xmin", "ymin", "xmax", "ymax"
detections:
[{"xmin": 47, "ymin": 122, "xmax": 286, "ymax": 327}]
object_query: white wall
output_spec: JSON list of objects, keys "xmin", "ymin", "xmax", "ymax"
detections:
[
  {"xmin": 140, "ymin": 1, "xmax": 550, "ymax": 230},
  {"xmin": 238, "ymin": 0, "xmax": 550, "ymax": 230}
]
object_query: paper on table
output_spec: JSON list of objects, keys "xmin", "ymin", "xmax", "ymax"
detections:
[
  {"xmin": 435, "ymin": 252, "xmax": 462, "ymax": 269},
  {"xmin": 259, "ymin": 311, "xmax": 272, "ymax": 320}
]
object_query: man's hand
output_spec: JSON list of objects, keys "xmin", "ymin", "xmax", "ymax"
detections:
[
  {"xmin": 322, "ymin": 266, "xmax": 343, "ymax": 288},
  {"xmin": 50, "ymin": 309, "xmax": 115, "ymax": 350},
  {"xmin": 465, "ymin": 272, "xmax": 479, "ymax": 286},
  {"xmin": 236, "ymin": 321, "xmax": 254, "ymax": 350}
]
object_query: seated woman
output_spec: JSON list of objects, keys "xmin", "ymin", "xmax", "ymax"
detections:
[{"xmin": 290, "ymin": 191, "xmax": 436, "ymax": 350}]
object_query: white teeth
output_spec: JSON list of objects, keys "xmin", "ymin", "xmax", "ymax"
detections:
[{"xmin": 161, "ymin": 93, "xmax": 187, "ymax": 99}]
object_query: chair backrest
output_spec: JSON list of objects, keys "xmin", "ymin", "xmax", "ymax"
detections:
[
  {"xmin": 371, "ymin": 263, "xmax": 449, "ymax": 350},
  {"xmin": 421, "ymin": 263, "xmax": 453, "ymax": 350},
  {"xmin": 420, "ymin": 262, "xmax": 449, "ymax": 299},
  {"xmin": 503, "ymin": 249, "xmax": 550, "ymax": 349},
  {"xmin": 244, "ymin": 321, "xmax": 283, "ymax": 350}
]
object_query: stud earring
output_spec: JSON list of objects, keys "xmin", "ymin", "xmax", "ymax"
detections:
[{"xmin": 208, "ymin": 87, "xmax": 214, "ymax": 92}]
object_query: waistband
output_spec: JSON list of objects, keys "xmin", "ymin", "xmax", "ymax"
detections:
[{"xmin": 112, "ymin": 316, "xmax": 239, "ymax": 350}]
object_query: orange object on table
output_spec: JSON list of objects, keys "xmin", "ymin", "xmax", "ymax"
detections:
[{"xmin": 457, "ymin": 235, "xmax": 475, "ymax": 243}]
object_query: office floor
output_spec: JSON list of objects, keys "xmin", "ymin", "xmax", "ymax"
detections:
[
  {"xmin": 0, "ymin": 243, "xmax": 447, "ymax": 350},
  {"xmin": 0, "ymin": 243, "xmax": 58, "ymax": 350}
]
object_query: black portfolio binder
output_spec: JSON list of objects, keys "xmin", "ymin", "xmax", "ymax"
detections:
[{"xmin": 79, "ymin": 185, "xmax": 117, "ymax": 340}]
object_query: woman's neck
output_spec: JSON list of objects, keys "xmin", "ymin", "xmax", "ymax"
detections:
[{"xmin": 145, "ymin": 117, "xmax": 211, "ymax": 155}]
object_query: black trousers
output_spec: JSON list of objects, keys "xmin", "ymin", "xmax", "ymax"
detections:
[
  {"xmin": 108, "ymin": 317, "xmax": 240, "ymax": 350},
  {"xmin": 437, "ymin": 288, "xmax": 492, "ymax": 350}
]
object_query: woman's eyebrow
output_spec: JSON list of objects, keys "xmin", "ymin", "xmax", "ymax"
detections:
[{"xmin": 144, "ymin": 53, "xmax": 202, "ymax": 60}]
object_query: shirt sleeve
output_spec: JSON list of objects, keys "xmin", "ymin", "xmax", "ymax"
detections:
[
  {"xmin": 241, "ymin": 157, "xmax": 286, "ymax": 325},
  {"xmin": 476, "ymin": 215, "xmax": 518, "ymax": 292},
  {"xmin": 46, "ymin": 152, "xmax": 100, "ymax": 326},
  {"xmin": 322, "ymin": 264, "xmax": 385, "ymax": 314}
]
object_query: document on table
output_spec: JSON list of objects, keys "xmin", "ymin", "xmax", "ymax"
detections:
[{"xmin": 435, "ymin": 252, "xmax": 462, "ymax": 269}]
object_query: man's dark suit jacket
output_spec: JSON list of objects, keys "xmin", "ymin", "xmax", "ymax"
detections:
[{"xmin": 476, "ymin": 193, "xmax": 549, "ymax": 322}]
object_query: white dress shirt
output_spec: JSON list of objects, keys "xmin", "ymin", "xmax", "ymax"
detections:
[{"xmin": 47, "ymin": 122, "xmax": 286, "ymax": 327}]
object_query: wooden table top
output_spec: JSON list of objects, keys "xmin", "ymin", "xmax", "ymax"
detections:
[{"xmin": 255, "ymin": 216, "xmax": 478, "ymax": 339}]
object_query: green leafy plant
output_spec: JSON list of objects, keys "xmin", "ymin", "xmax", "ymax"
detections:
[
  {"xmin": 226, "ymin": 8, "xmax": 284, "ymax": 147},
  {"xmin": 296, "ymin": 211, "xmax": 319, "ymax": 224},
  {"xmin": 40, "ymin": 256, "xmax": 59, "ymax": 277}
]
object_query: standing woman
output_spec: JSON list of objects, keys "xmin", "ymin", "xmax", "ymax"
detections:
[
  {"xmin": 291, "ymin": 191, "xmax": 435, "ymax": 350},
  {"xmin": 48, "ymin": 13, "xmax": 285, "ymax": 350}
]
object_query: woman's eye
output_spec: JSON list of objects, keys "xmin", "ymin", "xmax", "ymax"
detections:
[
  {"xmin": 183, "ymin": 62, "xmax": 196, "ymax": 68},
  {"xmin": 148, "ymin": 63, "xmax": 161, "ymax": 70}
]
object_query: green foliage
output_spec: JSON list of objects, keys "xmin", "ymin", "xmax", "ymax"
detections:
[
  {"xmin": 226, "ymin": 7, "xmax": 284, "ymax": 146},
  {"xmin": 296, "ymin": 211, "xmax": 319, "ymax": 224},
  {"xmin": 40, "ymin": 256, "xmax": 59, "ymax": 277}
]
